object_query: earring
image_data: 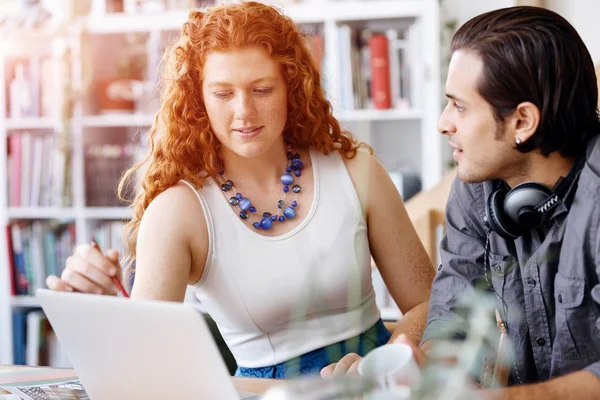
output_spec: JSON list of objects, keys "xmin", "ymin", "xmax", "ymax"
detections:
[{"xmin": 515, "ymin": 138, "xmax": 522, "ymax": 146}]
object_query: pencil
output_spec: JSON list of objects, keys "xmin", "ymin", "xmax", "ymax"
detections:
[{"xmin": 90, "ymin": 239, "xmax": 129, "ymax": 298}]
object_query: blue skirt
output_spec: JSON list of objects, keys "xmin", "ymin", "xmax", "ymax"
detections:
[{"xmin": 235, "ymin": 319, "xmax": 391, "ymax": 379}]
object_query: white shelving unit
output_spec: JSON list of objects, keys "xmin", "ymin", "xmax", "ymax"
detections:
[
  {"xmin": 0, "ymin": 41, "xmax": 9, "ymax": 366},
  {"xmin": 81, "ymin": 114, "xmax": 154, "ymax": 128},
  {"xmin": 0, "ymin": 0, "xmax": 442, "ymax": 365},
  {"xmin": 0, "ymin": 35, "xmax": 72, "ymax": 364},
  {"xmin": 83, "ymin": 207, "xmax": 132, "ymax": 220},
  {"xmin": 338, "ymin": 108, "xmax": 423, "ymax": 122},
  {"xmin": 6, "ymin": 117, "xmax": 55, "ymax": 130},
  {"xmin": 11, "ymin": 296, "xmax": 43, "ymax": 308},
  {"xmin": 7, "ymin": 208, "xmax": 77, "ymax": 220}
]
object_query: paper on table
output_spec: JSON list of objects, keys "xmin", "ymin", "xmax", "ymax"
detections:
[{"xmin": 0, "ymin": 378, "xmax": 88, "ymax": 400}]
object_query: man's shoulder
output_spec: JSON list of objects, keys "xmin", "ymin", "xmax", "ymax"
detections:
[
  {"xmin": 448, "ymin": 175, "xmax": 496, "ymax": 211},
  {"xmin": 583, "ymin": 135, "xmax": 600, "ymax": 176},
  {"xmin": 446, "ymin": 175, "xmax": 496, "ymax": 234},
  {"xmin": 579, "ymin": 136, "xmax": 600, "ymax": 197}
]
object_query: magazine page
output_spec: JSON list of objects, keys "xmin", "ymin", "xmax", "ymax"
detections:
[{"xmin": 0, "ymin": 378, "xmax": 88, "ymax": 400}]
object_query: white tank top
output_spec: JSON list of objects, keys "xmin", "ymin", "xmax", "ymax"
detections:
[{"xmin": 181, "ymin": 149, "xmax": 380, "ymax": 368}]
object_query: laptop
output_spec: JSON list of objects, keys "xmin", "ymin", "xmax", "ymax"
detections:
[{"xmin": 36, "ymin": 289, "xmax": 261, "ymax": 400}]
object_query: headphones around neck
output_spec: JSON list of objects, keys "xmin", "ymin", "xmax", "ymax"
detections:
[{"xmin": 484, "ymin": 155, "xmax": 585, "ymax": 240}]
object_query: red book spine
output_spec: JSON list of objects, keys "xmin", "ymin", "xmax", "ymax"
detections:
[
  {"xmin": 6, "ymin": 224, "xmax": 17, "ymax": 295},
  {"xmin": 369, "ymin": 34, "xmax": 392, "ymax": 109}
]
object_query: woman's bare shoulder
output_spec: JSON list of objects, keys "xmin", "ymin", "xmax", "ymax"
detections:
[
  {"xmin": 341, "ymin": 150, "xmax": 387, "ymax": 213},
  {"xmin": 140, "ymin": 181, "xmax": 208, "ymax": 239}
]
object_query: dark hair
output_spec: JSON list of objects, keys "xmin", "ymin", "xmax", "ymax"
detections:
[{"xmin": 451, "ymin": 6, "xmax": 600, "ymax": 158}]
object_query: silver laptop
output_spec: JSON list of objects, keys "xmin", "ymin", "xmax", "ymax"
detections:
[{"xmin": 37, "ymin": 289, "xmax": 261, "ymax": 400}]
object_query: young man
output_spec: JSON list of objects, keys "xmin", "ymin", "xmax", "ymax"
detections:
[
  {"xmin": 323, "ymin": 6, "xmax": 600, "ymax": 398},
  {"xmin": 422, "ymin": 5, "xmax": 600, "ymax": 398}
]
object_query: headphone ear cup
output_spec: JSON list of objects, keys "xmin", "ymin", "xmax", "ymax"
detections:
[
  {"xmin": 485, "ymin": 189, "xmax": 522, "ymax": 239},
  {"xmin": 504, "ymin": 182, "xmax": 553, "ymax": 229}
]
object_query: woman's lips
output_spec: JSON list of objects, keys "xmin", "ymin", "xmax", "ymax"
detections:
[{"xmin": 234, "ymin": 126, "xmax": 263, "ymax": 139}]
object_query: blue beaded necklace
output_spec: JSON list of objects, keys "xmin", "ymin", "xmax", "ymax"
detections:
[{"xmin": 218, "ymin": 151, "xmax": 304, "ymax": 230}]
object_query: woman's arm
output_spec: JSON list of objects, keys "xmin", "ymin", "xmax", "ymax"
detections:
[
  {"xmin": 321, "ymin": 153, "xmax": 436, "ymax": 379},
  {"xmin": 131, "ymin": 183, "xmax": 209, "ymax": 302},
  {"xmin": 46, "ymin": 182, "xmax": 208, "ymax": 301},
  {"xmin": 345, "ymin": 152, "xmax": 435, "ymax": 343}
]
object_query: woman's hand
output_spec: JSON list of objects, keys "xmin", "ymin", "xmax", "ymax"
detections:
[
  {"xmin": 394, "ymin": 334, "xmax": 429, "ymax": 368},
  {"xmin": 46, "ymin": 243, "xmax": 121, "ymax": 295},
  {"xmin": 320, "ymin": 334, "xmax": 431, "ymax": 379},
  {"xmin": 320, "ymin": 353, "xmax": 362, "ymax": 379}
]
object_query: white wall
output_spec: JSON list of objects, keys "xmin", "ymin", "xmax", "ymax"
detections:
[
  {"xmin": 546, "ymin": 0, "xmax": 600, "ymax": 64},
  {"xmin": 443, "ymin": 0, "xmax": 516, "ymax": 26},
  {"xmin": 444, "ymin": 0, "xmax": 600, "ymax": 64}
]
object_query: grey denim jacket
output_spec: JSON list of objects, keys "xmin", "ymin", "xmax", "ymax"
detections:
[{"xmin": 423, "ymin": 136, "xmax": 600, "ymax": 384}]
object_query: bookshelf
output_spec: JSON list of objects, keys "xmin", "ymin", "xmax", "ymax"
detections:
[
  {"xmin": 0, "ymin": 0, "xmax": 442, "ymax": 365},
  {"xmin": 6, "ymin": 117, "xmax": 55, "ymax": 130}
]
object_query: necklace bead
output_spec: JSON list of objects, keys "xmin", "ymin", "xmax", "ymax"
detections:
[
  {"xmin": 281, "ymin": 173, "xmax": 293, "ymax": 185},
  {"xmin": 218, "ymin": 149, "xmax": 302, "ymax": 230},
  {"xmin": 239, "ymin": 198, "xmax": 251, "ymax": 211},
  {"xmin": 283, "ymin": 206, "xmax": 296, "ymax": 219},
  {"xmin": 260, "ymin": 217, "xmax": 273, "ymax": 229},
  {"xmin": 291, "ymin": 159, "xmax": 303, "ymax": 170}
]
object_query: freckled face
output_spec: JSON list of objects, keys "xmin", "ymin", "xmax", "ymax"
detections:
[{"xmin": 202, "ymin": 46, "xmax": 288, "ymax": 159}]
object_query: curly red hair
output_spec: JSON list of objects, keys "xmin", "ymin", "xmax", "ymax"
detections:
[{"xmin": 118, "ymin": 1, "xmax": 370, "ymax": 284}]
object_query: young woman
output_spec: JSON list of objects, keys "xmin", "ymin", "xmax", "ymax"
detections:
[{"xmin": 47, "ymin": 1, "xmax": 435, "ymax": 379}]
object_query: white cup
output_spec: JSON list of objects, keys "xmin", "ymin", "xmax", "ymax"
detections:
[{"xmin": 357, "ymin": 343, "xmax": 421, "ymax": 388}]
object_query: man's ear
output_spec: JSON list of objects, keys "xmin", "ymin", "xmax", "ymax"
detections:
[{"xmin": 507, "ymin": 102, "xmax": 540, "ymax": 145}]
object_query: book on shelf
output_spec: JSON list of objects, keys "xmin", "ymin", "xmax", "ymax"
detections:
[
  {"xmin": 5, "ymin": 224, "xmax": 18, "ymax": 296},
  {"xmin": 7, "ymin": 132, "xmax": 71, "ymax": 208},
  {"xmin": 4, "ymin": 220, "xmax": 127, "ymax": 297},
  {"xmin": 84, "ymin": 143, "xmax": 136, "ymax": 207},
  {"xmin": 25, "ymin": 310, "xmax": 47, "ymax": 366},
  {"xmin": 91, "ymin": 220, "xmax": 127, "ymax": 259},
  {"xmin": 336, "ymin": 23, "xmax": 418, "ymax": 112},
  {"xmin": 369, "ymin": 33, "xmax": 391, "ymax": 109},
  {"xmin": 11, "ymin": 308, "xmax": 71, "ymax": 368},
  {"xmin": 6, "ymin": 222, "xmax": 75, "ymax": 296},
  {"xmin": 4, "ymin": 56, "xmax": 54, "ymax": 119}
]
